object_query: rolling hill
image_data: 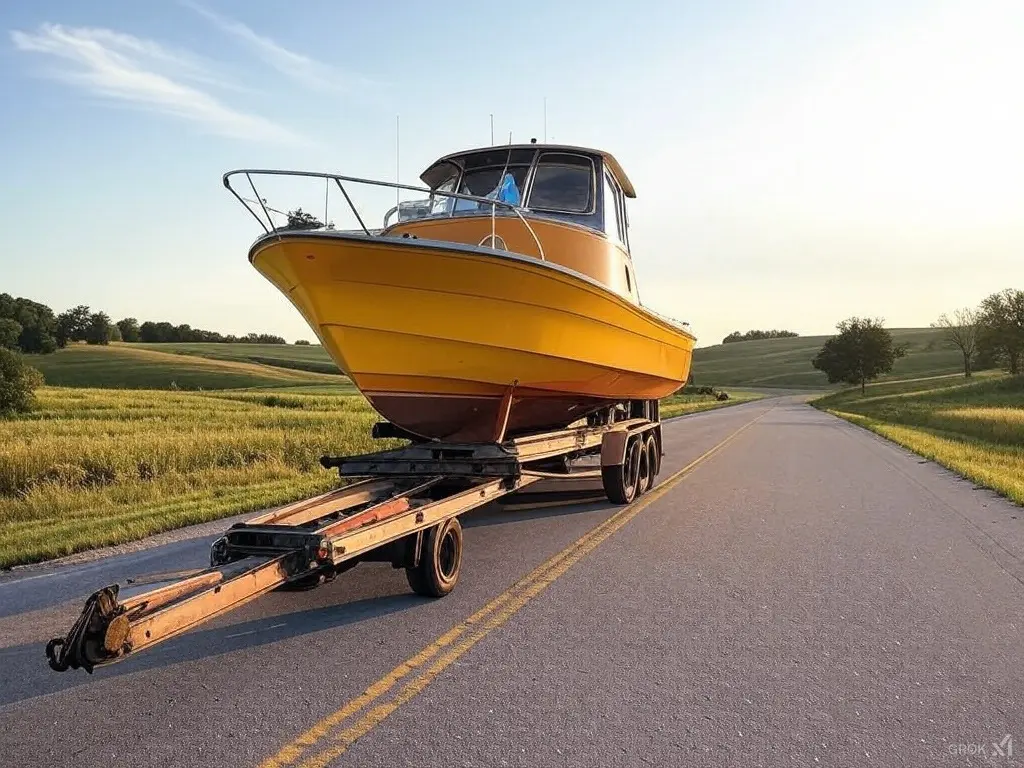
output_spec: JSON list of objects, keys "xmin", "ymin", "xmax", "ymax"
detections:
[
  {"xmin": 23, "ymin": 327, "xmax": 966, "ymax": 392},
  {"xmin": 690, "ymin": 327, "xmax": 964, "ymax": 388},
  {"xmin": 26, "ymin": 344, "xmax": 350, "ymax": 390}
]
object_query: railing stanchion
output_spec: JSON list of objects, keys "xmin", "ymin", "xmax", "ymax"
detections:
[{"xmin": 334, "ymin": 179, "xmax": 371, "ymax": 236}]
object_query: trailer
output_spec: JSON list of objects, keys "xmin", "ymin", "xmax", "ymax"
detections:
[{"xmin": 45, "ymin": 401, "xmax": 663, "ymax": 674}]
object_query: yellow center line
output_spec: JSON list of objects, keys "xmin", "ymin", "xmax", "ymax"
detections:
[{"xmin": 259, "ymin": 407, "xmax": 770, "ymax": 768}]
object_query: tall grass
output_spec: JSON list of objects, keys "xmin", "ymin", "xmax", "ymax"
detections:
[{"xmin": 0, "ymin": 387, "xmax": 394, "ymax": 567}]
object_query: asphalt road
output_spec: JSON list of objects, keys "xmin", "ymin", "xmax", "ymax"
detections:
[{"xmin": 2, "ymin": 395, "xmax": 1022, "ymax": 767}]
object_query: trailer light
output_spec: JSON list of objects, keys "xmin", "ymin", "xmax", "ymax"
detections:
[{"xmin": 316, "ymin": 538, "xmax": 332, "ymax": 562}]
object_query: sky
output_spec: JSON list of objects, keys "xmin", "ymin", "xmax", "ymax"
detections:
[{"xmin": 2, "ymin": 0, "xmax": 1022, "ymax": 348}]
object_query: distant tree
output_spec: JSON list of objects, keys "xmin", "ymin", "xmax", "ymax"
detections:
[
  {"xmin": 56, "ymin": 304, "xmax": 93, "ymax": 345},
  {"xmin": 0, "ymin": 348, "xmax": 45, "ymax": 416},
  {"xmin": 932, "ymin": 307, "xmax": 980, "ymax": 378},
  {"xmin": 0, "ymin": 318, "xmax": 22, "ymax": 350},
  {"xmin": 109, "ymin": 322, "xmax": 123, "ymax": 343},
  {"xmin": 294, "ymin": 339, "xmax": 311, "ymax": 345},
  {"xmin": 85, "ymin": 312, "xmax": 114, "ymax": 346},
  {"xmin": 811, "ymin": 317, "xmax": 906, "ymax": 394},
  {"xmin": 117, "ymin": 317, "xmax": 141, "ymax": 342},
  {"xmin": 976, "ymin": 288, "xmax": 1024, "ymax": 375},
  {"xmin": 283, "ymin": 208, "xmax": 324, "ymax": 231},
  {"xmin": 722, "ymin": 329, "xmax": 799, "ymax": 344}
]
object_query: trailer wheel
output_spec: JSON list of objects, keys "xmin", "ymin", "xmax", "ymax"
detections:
[
  {"xmin": 636, "ymin": 436, "xmax": 652, "ymax": 497},
  {"xmin": 602, "ymin": 434, "xmax": 642, "ymax": 504},
  {"xmin": 406, "ymin": 517, "xmax": 463, "ymax": 598},
  {"xmin": 644, "ymin": 432, "xmax": 660, "ymax": 481}
]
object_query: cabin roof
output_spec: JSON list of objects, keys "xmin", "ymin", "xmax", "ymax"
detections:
[{"xmin": 420, "ymin": 143, "xmax": 637, "ymax": 198}]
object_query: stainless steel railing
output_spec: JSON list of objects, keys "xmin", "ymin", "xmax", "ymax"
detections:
[{"xmin": 222, "ymin": 169, "xmax": 545, "ymax": 261}]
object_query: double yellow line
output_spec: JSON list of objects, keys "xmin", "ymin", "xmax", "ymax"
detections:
[{"xmin": 260, "ymin": 408, "xmax": 768, "ymax": 768}]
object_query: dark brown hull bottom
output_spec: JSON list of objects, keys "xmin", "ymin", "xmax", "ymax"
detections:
[{"xmin": 366, "ymin": 392, "xmax": 620, "ymax": 443}]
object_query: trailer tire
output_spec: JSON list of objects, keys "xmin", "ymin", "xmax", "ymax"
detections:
[
  {"xmin": 636, "ymin": 436, "xmax": 652, "ymax": 497},
  {"xmin": 406, "ymin": 517, "xmax": 463, "ymax": 598},
  {"xmin": 644, "ymin": 432, "xmax": 660, "ymax": 481},
  {"xmin": 602, "ymin": 434, "xmax": 641, "ymax": 504}
]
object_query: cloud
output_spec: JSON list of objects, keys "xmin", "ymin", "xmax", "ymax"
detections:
[
  {"xmin": 10, "ymin": 23, "xmax": 308, "ymax": 145},
  {"xmin": 181, "ymin": 0, "xmax": 372, "ymax": 92}
]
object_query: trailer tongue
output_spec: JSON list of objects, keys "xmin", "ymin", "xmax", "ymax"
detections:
[{"xmin": 45, "ymin": 407, "xmax": 663, "ymax": 674}]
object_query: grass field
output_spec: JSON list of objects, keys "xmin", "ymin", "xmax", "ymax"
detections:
[
  {"xmin": 0, "ymin": 387, "xmax": 395, "ymax": 568},
  {"xmin": 691, "ymin": 327, "xmax": 964, "ymax": 388},
  {"xmin": 135, "ymin": 342, "xmax": 342, "ymax": 375},
  {"xmin": 26, "ymin": 344, "xmax": 348, "ymax": 390},
  {"xmin": 813, "ymin": 371, "xmax": 1024, "ymax": 506}
]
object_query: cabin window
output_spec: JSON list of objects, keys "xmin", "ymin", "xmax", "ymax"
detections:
[
  {"xmin": 430, "ymin": 175, "xmax": 458, "ymax": 215},
  {"xmin": 603, "ymin": 173, "xmax": 622, "ymax": 243},
  {"xmin": 454, "ymin": 166, "xmax": 530, "ymax": 211},
  {"xmin": 527, "ymin": 153, "xmax": 595, "ymax": 213}
]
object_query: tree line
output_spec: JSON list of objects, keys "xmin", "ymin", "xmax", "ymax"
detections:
[
  {"xmin": 722, "ymin": 329, "xmax": 799, "ymax": 344},
  {"xmin": 0, "ymin": 293, "xmax": 296, "ymax": 355},
  {"xmin": 812, "ymin": 287, "xmax": 1024, "ymax": 393}
]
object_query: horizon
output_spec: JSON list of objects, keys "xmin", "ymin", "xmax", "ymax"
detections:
[{"xmin": 2, "ymin": 0, "xmax": 1022, "ymax": 349}]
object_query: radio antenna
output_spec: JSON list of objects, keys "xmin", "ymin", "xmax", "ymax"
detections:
[
  {"xmin": 395, "ymin": 115, "xmax": 400, "ymax": 209},
  {"xmin": 490, "ymin": 113, "xmax": 494, "ymax": 145}
]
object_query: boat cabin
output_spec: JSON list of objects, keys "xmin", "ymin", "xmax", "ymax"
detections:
[{"xmin": 416, "ymin": 143, "xmax": 635, "ymax": 252}]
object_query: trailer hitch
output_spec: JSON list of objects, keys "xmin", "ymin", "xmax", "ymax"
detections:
[{"xmin": 45, "ymin": 585, "xmax": 126, "ymax": 674}]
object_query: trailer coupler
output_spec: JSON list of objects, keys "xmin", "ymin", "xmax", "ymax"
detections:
[{"xmin": 45, "ymin": 584, "xmax": 124, "ymax": 674}]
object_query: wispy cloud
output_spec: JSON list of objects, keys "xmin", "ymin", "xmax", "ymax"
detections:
[
  {"xmin": 10, "ymin": 23, "xmax": 308, "ymax": 145},
  {"xmin": 181, "ymin": 0, "xmax": 371, "ymax": 93}
]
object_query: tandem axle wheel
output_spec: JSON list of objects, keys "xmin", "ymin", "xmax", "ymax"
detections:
[{"xmin": 601, "ymin": 427, "xmax": 661, "ymax": 505}]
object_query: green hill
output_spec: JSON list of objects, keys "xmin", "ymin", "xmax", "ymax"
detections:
[
  {"xmin": 135, "ymin": 342, "xmax": 341, "ymax": 374},
  {"xmin": 25, "ymin": 344, "xmax": 349, "ymax": 390},
  {"xmin": 691, "ymin": 327, "xmax": 965, "ymax": 388}
]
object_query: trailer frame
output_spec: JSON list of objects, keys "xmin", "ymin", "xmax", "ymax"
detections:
[{"xmin": 45, "ymin": 401, "xmax": 663, "ymax": 674}]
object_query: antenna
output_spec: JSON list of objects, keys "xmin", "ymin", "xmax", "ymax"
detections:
[
  {"xmin": 491, "ymin": 131, "xmax": 515, "ymax": 246},
  {"xmin": 490, "ymin": 113, "xmax": 494, "ymax": 145},
  {"xmin": 395, "ymin": 115, "xmax": 400, "ymax": 208},
  {"xmin": 543, "ymin": 97, "xmax": 547, "ymax": 143}
]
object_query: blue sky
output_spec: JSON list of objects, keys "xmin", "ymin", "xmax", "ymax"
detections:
[{"xmin": 2, "ymin": 0, "xmax": 1021, "ymax": 347}]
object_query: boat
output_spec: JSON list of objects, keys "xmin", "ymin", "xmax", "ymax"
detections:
[{"xmin": 223, "ymin": 142, "xmax": 697, "ymax": 443}]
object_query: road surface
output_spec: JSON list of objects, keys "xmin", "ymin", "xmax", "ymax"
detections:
[{"xmin": 1, "ymin": 395, "xmax": 1021, "ymax": 767}]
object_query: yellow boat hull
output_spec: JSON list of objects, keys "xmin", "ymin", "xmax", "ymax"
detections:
[{"xmin": 251, "ymin": 232, "xmax": 695, "ymax": 441}]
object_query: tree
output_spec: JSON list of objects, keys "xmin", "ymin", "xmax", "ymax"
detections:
[
  {"xmin": 109, "ymin": 322, "xmax": 123, "ymax": 343},
  {"xmin": 85, "ymin": 312, "xmax": 114, "ymax": 345},
  {"xmin": 117, "ymin": 317, "xmax": 141, "ymax": 342},
  {"xmin": 0, "ymin": 348, "xmax": 45, "ymax": 416},
  {"xmin": 0, "ymin": 318, "xmax": 21, "ymax": 350},
  {"xmin": 932, "ymin": 308, "xmax": 980, "ymax": 378},
  {"xmin": 0, "ymin": 293, "xmax": 59, "ymax": 353},
  {"xmin": 56, "ymin": 304, "xmax": 93, "ymax": 345},
  {"xmin": 976, "ymin": 288, "xmax": 1024, "ymax": 375},
  {"xmin": 811, "ymin": 317, "xmax": 906, "ymax": 394},
  {"xmin": 722, "ymin": 329, "xmax": 799, "ymax": 344},
  {"xmin": 294, "ymin": 339, "xmax": 311, "ymax": 345},
  {"xmin": 283, "ymin": 208, "xmax": 323, "ymax": 230}
]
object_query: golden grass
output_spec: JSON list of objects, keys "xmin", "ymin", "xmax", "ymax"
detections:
[
  {"xmin": 0, "ymin": 387, "xmax": 394, "ymax": 567},
  {"xmin": 816, "ymin": 375, "xmax": 1024, "ymax": 507},
  {"xmin": 830, "ymin": 412, "xmax": 1024, "ymax": 506}
]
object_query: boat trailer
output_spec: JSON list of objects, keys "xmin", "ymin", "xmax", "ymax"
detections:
[{"xmin": 45, "ymin": 406, "xmax": 663, "ymax": 674}]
